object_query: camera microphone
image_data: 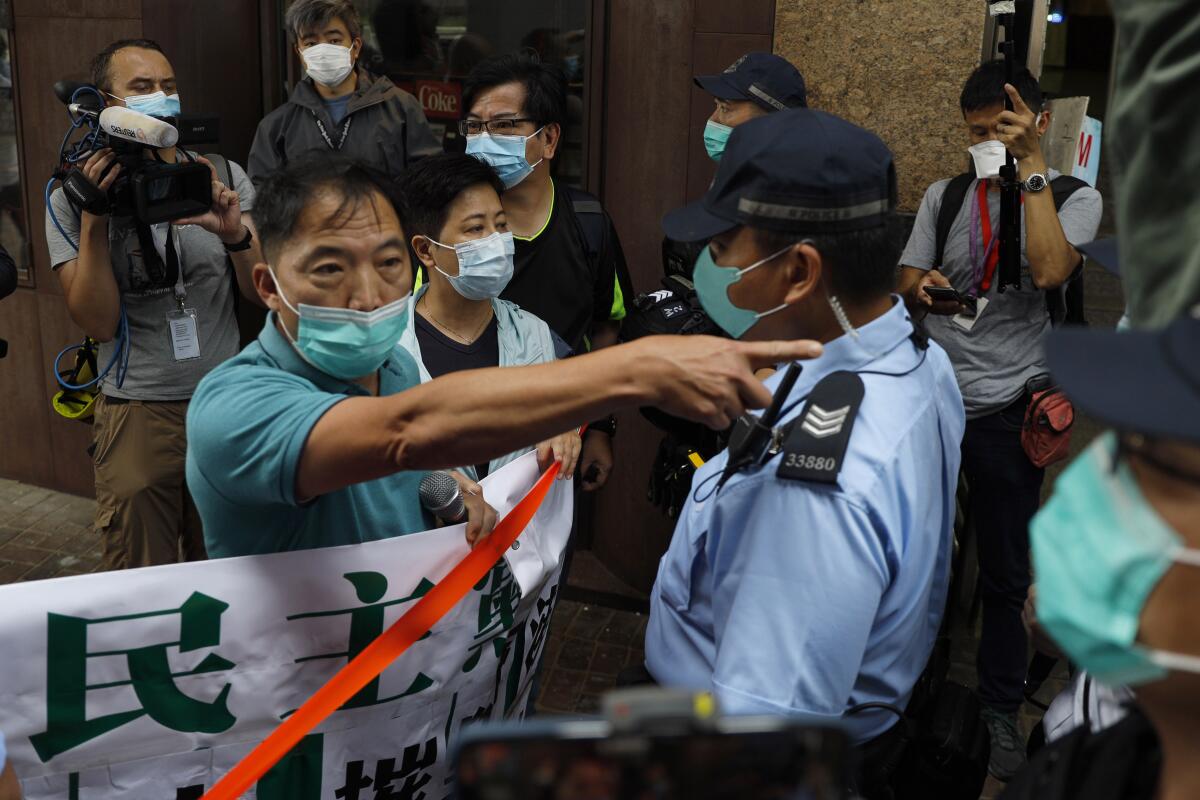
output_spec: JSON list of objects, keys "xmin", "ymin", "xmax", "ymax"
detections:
[
  {"xmin": 98, "ymin": 106, "xmax": 179, "ymax": 149},
  {"xmin": 419, "ymin": 471, "xmax": 467, "ymax": 523}
]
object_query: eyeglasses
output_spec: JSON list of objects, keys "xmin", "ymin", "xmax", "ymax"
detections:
[{"xmin": 458, "ymin": 118, "xmax": 540, "ymax": 136}]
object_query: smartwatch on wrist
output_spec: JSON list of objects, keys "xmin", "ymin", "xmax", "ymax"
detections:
[
  {"xmin": 589, "ymin": 415, "xmax": 618, "ymax": 437},
  {"xmin": 223, "ymin": 226, "xmax": 254, "ymax": 252}
]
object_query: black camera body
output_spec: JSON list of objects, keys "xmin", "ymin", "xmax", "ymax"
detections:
[{"xmin": 54, "ymin": 80, "xmax": 219, "ymax": 225}]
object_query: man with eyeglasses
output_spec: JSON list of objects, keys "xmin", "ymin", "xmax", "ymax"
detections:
[{"xmin": 458, "ymin": 52, "xmax": 633, "ymax": 493}]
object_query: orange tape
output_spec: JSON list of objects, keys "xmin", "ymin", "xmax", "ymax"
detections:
[{"xmin": 202, "ymin": 461, "xmax": 561, "ymax": 800}]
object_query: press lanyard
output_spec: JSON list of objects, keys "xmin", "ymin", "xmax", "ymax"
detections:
[
  {"xmin": 313, "ymin": 112, "xmax": 353, "ymax": 151},
  {"xmin": 164, "ymin": 225, "xmax": 186, "ymax": 308},
  {"xmin": 970, "ymin": 180, "xmax": 1023, "ymax": 294}
]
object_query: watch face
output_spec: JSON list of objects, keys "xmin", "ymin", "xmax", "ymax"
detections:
[{"xmin": 1026, "ymin": 174, "xmax": 1047, "ymax": 192}]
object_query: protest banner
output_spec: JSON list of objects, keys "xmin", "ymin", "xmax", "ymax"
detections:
[{"xmin": 0, "ymin": 452, "xmax": 571, "ymax": 799}]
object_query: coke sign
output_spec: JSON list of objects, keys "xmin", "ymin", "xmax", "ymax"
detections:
[{"xmin": 415, "ymin": 80, "xmax": 461, "ymax": 120}]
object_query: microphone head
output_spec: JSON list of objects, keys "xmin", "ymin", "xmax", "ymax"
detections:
[
  {"xmin": 98, "ymin": 106, "xmax": 179, "ymax": 149},
  {"xmin": 419, "ymin": 471, "xmax": 465, "ymax": 521}
]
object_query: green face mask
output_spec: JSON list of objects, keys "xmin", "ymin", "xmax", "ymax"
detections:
[
  {"xmin": 269, "ymin": 267, "xmax": 411, "ymax": 380},
  {"xmin": 1031, "ymin": 432, "xmax": 1200, "ymax": 687},
  {"xmin": 703, "ymin": 119, "xmax": 732, "ymax": 161},
  {"xmin": 692, "ymin": 242, "xmax": 793, "ymax": 339}
]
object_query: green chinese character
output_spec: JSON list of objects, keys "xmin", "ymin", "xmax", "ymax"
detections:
[
  {"xmin": 30, "ymin": 592, "xmax": 236, "ymax": 763},
  {"xmin": 288, "ymin": 573, "xmax": 434, "ymax": 710}
]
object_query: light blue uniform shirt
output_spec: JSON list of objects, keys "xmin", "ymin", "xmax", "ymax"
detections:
[
  {"xmin": 645, "ymin": 299, "xmax": 965, "ymax": 743},
  {"xmin": 186, "ymin": 313, "xmax": 432, "ymax": 557}
]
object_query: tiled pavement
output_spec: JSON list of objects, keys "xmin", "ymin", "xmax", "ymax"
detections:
[{"xmin": 0, "ymin": 479, "xmax": 105, "ymax": 582}]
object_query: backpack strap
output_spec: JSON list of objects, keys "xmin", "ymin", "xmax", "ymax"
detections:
[
  {"xmin": 933, "ymin": 173, "xmax": 974, "ymax": 271},
  {"xmin": 563, "ymin": 184, "xmax": 605, "ymax": 261},
  {"xmin": 1045, "ymin": 175, "xmax": 1090, "ymax": 326},
  {"xmin": 203, "ymin": 153, "xmax": 236, "ymax": 191}
]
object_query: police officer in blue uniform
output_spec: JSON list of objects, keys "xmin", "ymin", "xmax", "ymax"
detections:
[{"xmin": 643, "ymin": 109, "xmax": 967, "ymax": 760}]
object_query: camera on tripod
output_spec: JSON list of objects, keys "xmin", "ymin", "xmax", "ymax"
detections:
[{"xmin": 52, "ymin": 80, "xmax": 219, "ymax": 225}]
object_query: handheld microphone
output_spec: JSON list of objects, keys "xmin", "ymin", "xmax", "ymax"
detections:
[
  {"xmin": 98, "ymin": 106, "xmax": 179, "ymax": 149},
  {"xmin": 419, "ymin": 471, "xmax": 466, "ymax": 523}
]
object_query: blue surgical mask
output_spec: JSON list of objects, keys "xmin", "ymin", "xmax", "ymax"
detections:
[
  {"xmin": 1031, "ymin": 432, "xmax": 1200, "ymax": 687},
  {"xmin": 465, "ymin": 128, "xmax": 545, "ymax": 189},
  {"xmin": 693, "ymin": 242, "xmax": 795, "ymax": 339},
  {"xmin": 121, "ymin": 90, "xmax": 182, "ymax": 119},
  {"xmin": 425, "ymin": 231, "xmax": 515, "ymax": 301},
  {"xmin": 269, "ymin": 267, "xmax": 410, "ymax": 380},
  {"xmin": 703, "ymin": 120, "xmax": 732, "ymax": 161}
]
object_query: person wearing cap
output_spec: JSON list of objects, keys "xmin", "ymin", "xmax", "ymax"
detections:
[
  {"xmin": 642, "ymin": 108, "xmax": 965, "ymax": 770},
  {"xmin": 694, "ymin": 51, "xmax": 808, "ymax": 162},
  {"xmin": 894, "ymin": 61, "xmax": 1103, "ymax": 779},
  {"xmin": 999, "ymin": 306, "xmax": 1200, "ymax": 800},
  {"xmin": 660, "ymin": 51, "xmax": 808, "ymax": 280}
]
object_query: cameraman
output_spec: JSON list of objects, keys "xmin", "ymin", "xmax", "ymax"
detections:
[
  {"xmin": 895, "ymin": 61, "xmax": 1102, "ymax": 779},
  {"xmin": 44, "ymin": 38, "xmax": 263, "ymax": 570}
]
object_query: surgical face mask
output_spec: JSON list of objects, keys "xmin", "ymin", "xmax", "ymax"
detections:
[
  {"xmin": 465, "ymin": 128, "xmax": 545, "ymax": 189},
  {"xmin": 425, "ymin": 231, "xmax": 515, "ymax": 301},
  {"xmin": 703, "ymin": 120, "xmax": 732, "ymax": 162},
  {"xmin": 302, "ymin": 43, "xmax": 355, "ymax": 87},
  {"xmin": 968, "ymin": 139, "xmax": 1007, "ymax": 179},
  {"xmin": 1031, "ymin": 432, "xmax": 1200, "ymax": 687},
  {"xmin": 692, "ymin": 242, "xmax": 797, "ymax": 339},
  {"xmin": 268, "ymin": 266, "xmax": 410, "ymax": 380},
  {"xmin": 120, "ymin": 90, "xmax": 181, "ymax": 119}
]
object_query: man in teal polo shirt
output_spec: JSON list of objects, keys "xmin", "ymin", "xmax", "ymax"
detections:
[{"xmin": 186, "ymin": 156, "xmax": 822, "ymax": 558}]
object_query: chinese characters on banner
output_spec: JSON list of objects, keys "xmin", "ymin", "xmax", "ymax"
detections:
[{"xmin": 0, "ymin": 452, "xmax": 571, "ymax": 800}]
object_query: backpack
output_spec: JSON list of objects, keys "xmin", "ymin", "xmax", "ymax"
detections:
[{"xmin": 933, "ymin": 172, "xmax": 1089, "ymax": 326}]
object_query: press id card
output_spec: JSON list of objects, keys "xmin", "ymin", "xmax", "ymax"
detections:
[
  {"xmin": 951, "ymin": 296, "xmax": 989, "ymax": 332},
  {"xmin": 167, "ymin": 308, "xmax": 201, "ymax": 361}
]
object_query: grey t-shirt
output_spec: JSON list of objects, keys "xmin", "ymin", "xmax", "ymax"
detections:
[
  {"xmin": 45, "ymin": 155, "xmax": 255, "ymax": 401},
  {"xmin": 899, "ymin": 169, "xmax": 1102, "ymax": 419}
]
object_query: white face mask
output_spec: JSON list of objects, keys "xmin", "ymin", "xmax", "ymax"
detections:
[
  {"xmin": 968, "ymin": 139, "xmax": 1007, "ymax": 179},
  {"xmin": 302, "ymin": 43, "xmax": 354, "ymax": 87}
]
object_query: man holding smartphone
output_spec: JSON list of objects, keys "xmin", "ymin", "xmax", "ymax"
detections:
[{"xmin": 894, "ymin": 62, "xmax": 1101, "ymax": 780}]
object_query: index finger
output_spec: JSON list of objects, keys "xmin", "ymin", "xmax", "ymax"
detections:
[
  {"xmin": 738, "ymin": 339, "xmax": 823, "ymax": 372},
  {"xmin": 194, "ymin": 155, "xmax": 221, "ymax": 184},
  {"xmin": 1004, "ymin": 83, "xmax": 1029, "ymax": 114}
]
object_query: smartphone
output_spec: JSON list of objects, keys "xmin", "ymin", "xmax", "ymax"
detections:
[
  {"xmin": 924, "ymin": 286, "xmax": 963, "ymax": 304},
  {"xmin": 926, "ymin": 286, "xmax": 978, "ymax": 317}
]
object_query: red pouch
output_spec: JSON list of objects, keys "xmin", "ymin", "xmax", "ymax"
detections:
[{"xmin": 1022, "ymin": 376, "xmax": 1075, "ymax": 468}]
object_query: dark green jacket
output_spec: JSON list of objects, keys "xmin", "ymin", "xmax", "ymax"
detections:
[{"xmin": 247, "ymin": 68, "xmax": 441, "ymax": 185}]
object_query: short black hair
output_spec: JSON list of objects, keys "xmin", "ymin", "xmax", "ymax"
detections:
[
  {"xmin": 285, "ymin": 0, "xmax": 362, "ymax": 42},
  {"xmin": 960, "ymin": 59, "xmax": 1043, "ymax": 114},
  {"xmin": 395, "ymin": 153, "xmax": 504, "ymax": 241},
  {"xmin": 754, "ymin": 217, "xmax": 903, "ymax": 306},
  {"xmin": 90, "ymin": 38, "xmax": 166, "ymax": 94},
  {"xmin": 463, "ymin": 51, "xmax": 567, "ymax": 128},
  {"xmin": 252, "ymin": 156, "xmax": 405, "ymax": 263}
]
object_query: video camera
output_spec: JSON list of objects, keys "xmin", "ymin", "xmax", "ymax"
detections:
[
  {"xmin": 453, "ymin": 688, "xmax": 852, "ymax": 799},
  {"xmin": 51, "ymin": 80, "xmax": 219, "ymax": 225}
]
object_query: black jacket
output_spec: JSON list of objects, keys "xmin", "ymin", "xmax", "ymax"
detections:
[
  {"xmin": 1001, "ymin": 709, "xmax": 1160, "ymax": 800},
  {"xmin": 248, "ymin": 68, "xmax": 441, "ymax": 185}
]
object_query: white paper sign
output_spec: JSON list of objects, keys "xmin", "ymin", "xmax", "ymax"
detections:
[{"xmin": 0, "ymin": 452, "xmax": 572, "ymax": 800}]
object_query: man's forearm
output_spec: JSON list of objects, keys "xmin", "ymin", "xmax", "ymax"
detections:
[
  {"xmin": 1020, "ymin": 155, "xmax": 1079, "ymax": 290},
  {"xmin": 296, "ymin": 342, "xmax": 656, "ymax": 498},
  {"xmin": 63, "ymin": 215, "xmax": 121, "ymax": 340},
  {"xmin": 225, "ymin": 217, "xmax": 267, "ymax": 307}
]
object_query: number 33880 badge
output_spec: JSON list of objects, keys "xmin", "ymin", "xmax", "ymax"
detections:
[{"xmin": 167, "ymin": 300, "xmax": 201, "ymax": 361}]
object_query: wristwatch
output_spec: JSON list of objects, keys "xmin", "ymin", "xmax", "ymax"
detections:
[
  {"xmin": 223, "ymin": 225, "xmax": 254, "ymax": 252},
  {"xmin": 1022, "ymin": 173, "xmax": 1048, "ymax": 193},
  {"xmin": 589, "ymin": 415, "xmax": 618, "ymax": 437}
]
